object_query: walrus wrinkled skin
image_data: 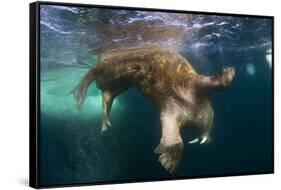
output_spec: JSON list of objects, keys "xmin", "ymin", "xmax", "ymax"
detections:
[{"xmin": 71, "ymin": 46, "xmax": 235, "ymax": 173}]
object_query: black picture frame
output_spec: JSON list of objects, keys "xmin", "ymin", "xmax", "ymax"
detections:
[{"xmin": 30, "ymin": 1, "xmax": 274, "ymax": 188}]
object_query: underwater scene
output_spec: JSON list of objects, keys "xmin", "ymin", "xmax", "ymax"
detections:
[{"xmin": 39, "ymin": 4, "xmax": 273, "ymax": 186}]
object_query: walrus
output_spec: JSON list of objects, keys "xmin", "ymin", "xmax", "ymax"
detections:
[{"xmin": 71, "ymin": 46, "xmax": 235, "ymax": 173}]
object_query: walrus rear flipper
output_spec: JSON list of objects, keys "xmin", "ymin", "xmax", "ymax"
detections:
[{"xmin": 71, "ymin": 68, "xmax": 96, "ymax": 110}]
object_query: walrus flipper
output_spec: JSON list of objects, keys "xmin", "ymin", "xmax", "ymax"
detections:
[
  {"xmin": 196, "ymin": 67, "xmax": 235, "ymax": 91},
  {"xmin": 71, "ymin": 68, "xmax": 96, "ymax": 110},
  {"xmin": 214, "ymin": 67, "xmax": 235, "ymax": 90},
  {"xmin": 101, "ymin": 91, "xmax": 114, "ymax": 133},
  {"xmin": 154, "ymin": 107, "xmax": 183, "ymax": 173}
]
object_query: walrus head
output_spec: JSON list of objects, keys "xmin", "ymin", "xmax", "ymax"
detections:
[
  {"xmin": 176, "ymin": 66, "xmax": 236, "ymax": 145},
  {"xmin": 153, "ymin": 66, "xmax": 235, "ymax": 174}
]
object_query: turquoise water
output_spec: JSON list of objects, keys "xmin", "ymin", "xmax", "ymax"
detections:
[{"xmin": 39, "ymin": 4, "xmax": 273, "ymax": 186}]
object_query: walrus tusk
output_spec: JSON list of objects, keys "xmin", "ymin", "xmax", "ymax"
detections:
[
  {"xmin": 200, "ymin": 136, "xmax": 208, "ymax": 144},
  {"xmin": 188, "ymin": 138, "xmax": 199, "ymax": 144}
]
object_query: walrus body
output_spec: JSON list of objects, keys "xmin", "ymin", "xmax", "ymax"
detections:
[{"xmin": 71, "ymin": 46, "xmax": 235, "ymax": 173}]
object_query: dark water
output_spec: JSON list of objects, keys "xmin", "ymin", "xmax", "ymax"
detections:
[{"xmin": 39, "ymin": 4, "xmax": 273, "ymax": 186}]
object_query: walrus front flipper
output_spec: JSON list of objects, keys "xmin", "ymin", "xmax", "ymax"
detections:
[
  {"xmin": 71, "ymin": 68, "xmax": 96, "ymax": 110},
  {"xmin": 214, "ymin": 67, "xmax": 235, "ymax": 90},
  {"xmin": 101, "ymin": 91, "xmax": 114, "ymax": 133},
  {"xmin": 154, "ymin": 108, "xmax": 183, "ymax": 173},
  {"xmin": 196, "ymin": 67, "xmax": 235, "ymax": 91}
]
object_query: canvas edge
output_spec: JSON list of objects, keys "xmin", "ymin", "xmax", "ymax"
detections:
[{"xmin": 29, "ymin": 2, "xmax": 40, "ymax": 189}]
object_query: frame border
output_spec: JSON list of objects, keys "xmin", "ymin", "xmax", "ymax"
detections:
[{"xmin": 30, "ymin": 2, "xmax": 40, "ymax": 188}]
